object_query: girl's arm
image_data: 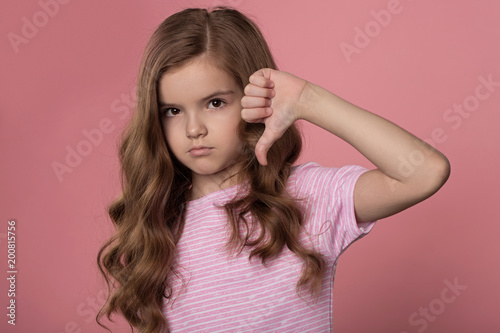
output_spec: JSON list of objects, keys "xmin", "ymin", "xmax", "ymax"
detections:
[{"xmin": 241, "ymin": 69, "xmax": 450, "ymax": 223}]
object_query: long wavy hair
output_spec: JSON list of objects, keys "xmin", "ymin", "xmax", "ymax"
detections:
[{"xmin": 97, "ymin": 7, "xmax": 325, "ymax": 333}]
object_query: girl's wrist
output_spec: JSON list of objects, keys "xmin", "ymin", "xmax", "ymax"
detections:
[{"xmin": 296, "ymin": 81, "xmax": 325, "ymax": 124}]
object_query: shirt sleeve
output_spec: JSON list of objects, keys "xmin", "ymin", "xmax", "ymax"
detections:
[{"xmin": 291, "ymin": 162, "xmax": 377, "ymax": 259}]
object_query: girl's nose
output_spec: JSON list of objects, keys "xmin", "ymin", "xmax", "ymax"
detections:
[{"xmin": 186, "ymin": 113, "xmax": 207, "ymax": 138}]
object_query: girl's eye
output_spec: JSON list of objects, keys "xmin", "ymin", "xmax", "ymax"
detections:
[
  {"xmin": 208, "ymin": 99, "xmax": 226, "ymax": 109},
  {"xmin": 162, "ymin": 108, "xmax": 182, "ymax": 117},
  {"xmin": 160, "ymin": 99, "xmax": 225, "ymax": 117}
]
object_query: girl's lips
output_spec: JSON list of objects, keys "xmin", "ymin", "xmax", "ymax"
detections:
[{"xmin": 189, "ymin": 147, "xmax": 213, "ymax": 157}]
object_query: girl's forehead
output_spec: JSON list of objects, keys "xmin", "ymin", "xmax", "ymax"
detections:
[
  {"xmin": 162, "ymin": 58, "xmax": 227, "ymax": 83},
  {"xmin": 164, "ymin": 56, "xmax": 220, "ymax": 76},
  {"xmin": 158, "ymin": 59, "xmax": 241, "ymax": 102}
]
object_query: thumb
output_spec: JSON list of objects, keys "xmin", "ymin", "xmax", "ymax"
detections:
[{"xmin": 254, "ymin": 127, "xmax": 280, "ymax": 166}]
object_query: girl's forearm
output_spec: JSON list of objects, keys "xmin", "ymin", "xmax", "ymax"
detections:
[{"xmin": 298, "ymin": 81, "xmax": 450, "ymax": 186}]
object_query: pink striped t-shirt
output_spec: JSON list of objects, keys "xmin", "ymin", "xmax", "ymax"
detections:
[{"xmin": 162, "ymin": 162, "xmax": 377, "ymax": 332}]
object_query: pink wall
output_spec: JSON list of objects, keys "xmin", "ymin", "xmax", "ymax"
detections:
[{"xmin": 1, "ymin": 0, "xmax": 499, "ymax": 332}]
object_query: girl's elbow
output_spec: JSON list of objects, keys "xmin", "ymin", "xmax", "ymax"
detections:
[
  {"xmin": 435, "ymin": 154, "xmax": 451, "ymax": 186},
  {"xmin": 422, "ymin": 154, "xmax": 451, "ymax": 195}
]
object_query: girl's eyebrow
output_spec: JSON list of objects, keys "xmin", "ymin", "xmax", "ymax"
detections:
[{"xmin": 158, "ymin": 90, "xmax": 235, "ymax": 108}]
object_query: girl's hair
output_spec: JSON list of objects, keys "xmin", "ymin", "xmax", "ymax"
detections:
[{"xmin": 97, "ymin": 7, "xmax": 325, "ymax": 333}]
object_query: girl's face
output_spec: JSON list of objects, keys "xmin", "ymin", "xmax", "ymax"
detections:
[{"xmin": 158, "ymin": 57, "xmax": 244, "ymax": 195}]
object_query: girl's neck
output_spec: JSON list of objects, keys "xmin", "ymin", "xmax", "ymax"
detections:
[{"xmin": 190, "ymin": 167, "xmax": 243, "ymax": 201}]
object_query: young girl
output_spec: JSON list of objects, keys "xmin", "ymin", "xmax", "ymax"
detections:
[{"xmin": 97, "ymin": 6, "xmax": 450, "ymax": 333}]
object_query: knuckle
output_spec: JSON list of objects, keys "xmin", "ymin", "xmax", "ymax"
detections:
[{"xmin": 249, "ymin": 74, "xmax": 257, "ymax": 84}]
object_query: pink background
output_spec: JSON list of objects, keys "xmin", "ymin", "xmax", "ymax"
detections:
[{"xmin": 1, "ymin": 0, "xmax": 499, "ymax": 332}]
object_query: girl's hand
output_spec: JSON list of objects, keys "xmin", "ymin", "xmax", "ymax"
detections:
[{"xmin": 240, "ymin": 68, "xmax": 309, "ymax": 165}]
